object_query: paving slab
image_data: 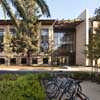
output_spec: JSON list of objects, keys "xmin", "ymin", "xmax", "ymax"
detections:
[{"xmin": 81, "ymin": 81, "xmax": 100, "ymax": 100}]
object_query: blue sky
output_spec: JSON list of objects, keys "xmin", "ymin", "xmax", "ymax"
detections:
[
  {"xmin": 0, "ymin": 0, "xmax": 100, "ymax": 19},
  {"xmin": 43, "ymin": 0, "xmax": 100, "ymax": 19}
]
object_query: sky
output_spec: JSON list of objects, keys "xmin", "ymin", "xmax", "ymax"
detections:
[
  {"xmin": 0, "ymin": 0, "xmax": 100, "ymax": 20},
  {"xmin": 43, "ymin": 0, "xmax": 100, "ymax": 19}
]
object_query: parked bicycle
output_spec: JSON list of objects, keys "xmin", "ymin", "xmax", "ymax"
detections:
[{"xmin": 43, "ymin": 77, "xmax": 89, "ymax": 100}]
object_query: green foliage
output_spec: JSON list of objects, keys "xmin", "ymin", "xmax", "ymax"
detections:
[
  {"xmin": 4, "ymin": 30, "xmax": 13, "ymax": 57},
  {"xmin": 0, "ymin": 72, "xmax": 100, "ymax": 100},
  {"xmin": 0, "ymin": 0, "xmax": 50, "ymax": 66},
  {"xmin": 95, "ymin": 7, "xmax": 100, "ymax": 20},
  {"xmin": 0, "ymin": 74, "xmax": 46, "ymax": 100},
  {"xmin": 11, "ymin": 34, "xmax": 38, "ymax": 54},
  {"xmin": 85, "ymin": 23, "xmax": 100, "ymax": 66}
]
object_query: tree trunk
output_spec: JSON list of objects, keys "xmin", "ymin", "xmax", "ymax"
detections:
[
  {"xmin": 90, "ymin": 59, "xmax": 94, "ymax": 80},
  {"xmin": 95, "ymin": 59, "xmax": 99, "ymax": 79},
  {"xmin": 27, "ymin": 51, "xmax": 32, "ymax": 66},
  {"xmin": 6, "ymin": 57, "xmax": 10, "ymax": 66}
]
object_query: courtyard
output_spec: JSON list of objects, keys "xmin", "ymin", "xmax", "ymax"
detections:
[
  {"xmin": 81, "ymin": 81, "xmax": 100, "ymax": 100},
  {"xmin": 0, "ymin": 65, "xmax": 100, "ymax": 72}
]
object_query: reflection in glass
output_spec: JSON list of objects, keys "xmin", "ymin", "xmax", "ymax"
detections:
[
  {"xmin": 40, "ymin": 29, "xmax": 49, "ymax": 52},
  {"xmin": 53, "ymin": 32, "xmax": 75, "ymax": 65},
  {"xmin": 54, "ymin": 32, "xmax": 74, "ymax": 55},
  {"xmin": 0, "ymin": 29, "xmax": 4, "ymax": 52}
]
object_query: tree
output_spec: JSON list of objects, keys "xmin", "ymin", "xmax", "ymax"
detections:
[
  {"xmin": 11, "ymin": 22, "xmax": 41, "ymax": 65},
  {"xmin": 3, "ymin": 29, "xmax": 13, "ymax": 66},
  {"xmin": 0, "ymin": 0, "xmax": 50, "ymax": 23},
  {"xmin": 95, "ymin": 7, "xmax": 100, "ymax": 20},
  {"xmin": 0, "ymin": 0, "xmax": 50, "ymax": 65},
  {"xmin": 85, "ymin": 24, "xmax": 100, "ymax": 78}
]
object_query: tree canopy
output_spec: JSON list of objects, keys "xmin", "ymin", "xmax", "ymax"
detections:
[{"xmin": 0, "ymin": 0, "xmax": 50, "ymax": 65}]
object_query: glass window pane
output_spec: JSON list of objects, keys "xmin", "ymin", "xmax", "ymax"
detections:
[
  {"xmin": 41, "ymin": 29, "xmax": 48, "ymax": 36},
  {"xmin": 40, "ymin": 29, "xmax": 49, "ymax": 52},
  {"xmin": 10, "ymin": 28, "xmax": 16, "ymax": 35}
]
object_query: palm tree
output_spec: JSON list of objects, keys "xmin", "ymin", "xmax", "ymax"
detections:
[{"xmin": 0, "ymin": 0, "xmax": 50, "ymax": 27}]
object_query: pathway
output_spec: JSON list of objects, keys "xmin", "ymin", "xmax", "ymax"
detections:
[{"xmin": 81, "ymin": 81, "xmax": 100, "ymax": 100}]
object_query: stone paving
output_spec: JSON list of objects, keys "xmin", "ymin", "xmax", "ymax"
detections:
[
  {"xmin": 81, "ymin": 81, "xmax": 100, "ymax": 100},
  {"xmin": 0, "ymin": 65, "xmax": 99, "ymax": 72}
]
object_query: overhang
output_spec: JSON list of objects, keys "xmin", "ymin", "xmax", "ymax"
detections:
[{"xmin": 0, "ymin": 19, "xmax": 83, "ymax": 28}]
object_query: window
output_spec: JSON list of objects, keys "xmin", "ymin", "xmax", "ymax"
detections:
[
  {"xmin": 32, "ymin": 58, "xmax": 38, "ymax": 64},
  {"xmin": 43, "ymin": 58, "xmax": 48, "ymax": 64},
  {"xmin": 54, "ymin": 32, "xmax": 64, "ymax": 49},
  {"xmin": 0, "ymin": 29, "xmax": 4, "ymax": 52},
  {"xmin": 41, "ymin": 29, "xmax": 48, "ymax": 36},
  {"xmin": 10, "ymin": 58, "xmax": 16, "ymax": 65},
  {"xmin": 0, "ymin": 58, "xmax": 5, "ymax": 64},
  {"xmin": 40, "ymin": 29, "xmax": 49, "ymax": 52},
  {"xmin": 21, "ymin": 58, "xmax": 27, "ymax": 64},
  {"xmin": 10, "ymin": 28, "xmax": 16, "ymax": 35},
  {"xmin": 0, "ymin": 29, "xmax": 4, "ymax": 42}
]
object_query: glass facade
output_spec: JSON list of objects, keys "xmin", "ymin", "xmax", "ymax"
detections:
[
  {"xmin": 54, "ymin": 32, "xmax": 74, "ymax": 56},
  {"xmin": 10, "ymin": 28, "xmax": 16, "ymax": 35},
  {"xmin": 53, "ymin": 31, "xmax": 75, "ymax": 65},
  {"xmin": 40, "ymin": 29, "xmax": 49, "ymax": 53},
  {"xmin": 0, "ymin": 29, "xmax": 4, "ymax": 43},
  {"xmin": 0, "ymin": 29, "xmax": 4, "ymax": 52}
]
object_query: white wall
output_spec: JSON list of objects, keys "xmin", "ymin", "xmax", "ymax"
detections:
[{"xmin": 76, "ymin": 9, "xmax": 89, "ymax": 66}]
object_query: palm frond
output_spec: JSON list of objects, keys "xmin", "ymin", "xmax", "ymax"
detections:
[
  {"xmin": 35, "ymin": 0, "xmax": 50, "ymax": 17},
  {"xmin": 8, "ymin": 0, "xmax": 27, "ymax": 21},
  {"xmin": 2, "ymin": 0, "xmax": 19, "ymax": 28},
  {"xmin": 1, "ymin": 3, "xmax": 7, "ymax": 19}
]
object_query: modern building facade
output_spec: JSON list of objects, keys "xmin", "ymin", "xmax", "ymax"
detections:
[{"xmin": 0, "ymin": 9, "xmax": 92, "ymax": 66}]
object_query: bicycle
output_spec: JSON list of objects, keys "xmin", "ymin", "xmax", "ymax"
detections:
[{"xmin": 43, "ymin": 77, "xmax": 89, "ymax": 100}]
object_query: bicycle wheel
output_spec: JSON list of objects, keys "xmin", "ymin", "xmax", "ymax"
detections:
[
  {"xmin": 72, "ymin": 95, "xmax": 82, "ymax": 100},
  {"xmin": 46, "ymin": 82, "xmax": 60, "ymax": 98},
  {"xmin": 60, "ymin": 82, "xmax": 77, "ymax": 100},
  {"xmin": 74, "ymin": 92, "xmax": 89, "ymax": 100}
]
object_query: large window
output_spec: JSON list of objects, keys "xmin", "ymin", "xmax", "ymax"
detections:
[
  {"xmin": 53, "ymin": 31, "xmax": 75, "ymax": 65},
  {"xmin": 54, "ymin": 32, "xmax": 64, "ymax": 50},
  {"xmin": 10, "ymin": 28, "xmax": 16, "ymax": 35},
  {"xmin": 0, "ymin": 29, "xmax": 4, "ymax": 52},
  {"xmin": 0, "ymin": 29, "xmax": 4, "ymax": 43},
  {"xmin": 0, "ymin": 58, "xmax": 5, "ymax": 64},
  {"xmin": 54, "ymin": 32, "xmax": 74, "ymax": 56},
  {"xmin": 40, "ymin": 29, "xmax": 49, "ymax": 52}
]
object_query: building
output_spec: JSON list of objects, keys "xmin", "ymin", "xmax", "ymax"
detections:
[{"xmin": 0, "ymin": 9, "xmax": 91, "ymax": 66}]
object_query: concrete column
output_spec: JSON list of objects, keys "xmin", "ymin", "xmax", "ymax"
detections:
[
  {"xmin": 16, "ymin": 56, "xmax": 21, "ymax": 65},
  {"xmin": 49, "ymin": 26, "xmax": 54, "ymax": 51},
  {"xmin": 76, "ymin": 9, "xmax": 89, "ymax": 66},
  {"xmin": 48, "ymin": 56, "xmax": 51, "ymax": 65},
  {"xmin": 48, "ymin": 26, "xmax": 54, "ymax": 65}
]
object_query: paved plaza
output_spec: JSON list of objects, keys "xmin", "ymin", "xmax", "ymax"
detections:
[
  {"xmin": 0, "ymin": 66, "xmax": 99, "ymax": 72},
  {"xmin": 81, "ymin": 81, "xmax": 100, "ymax": 100}
]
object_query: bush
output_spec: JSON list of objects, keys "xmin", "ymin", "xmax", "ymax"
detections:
[
  {"xmin": 70, "ymin": 72, "xmax": 91, "ymax": 80},
  {"xmin": 0, "ymin": 74, "xmax": 46, "ymax": 100}
]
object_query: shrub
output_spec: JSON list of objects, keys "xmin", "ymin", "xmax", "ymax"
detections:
[{"xmin": 0, "ymin": 74, "xmax": 46, "ymax": 100}]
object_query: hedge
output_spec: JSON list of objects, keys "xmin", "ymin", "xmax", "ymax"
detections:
[{"xmin": 0, "ymin": 73, "xmax": 47, "ymax": 100}]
